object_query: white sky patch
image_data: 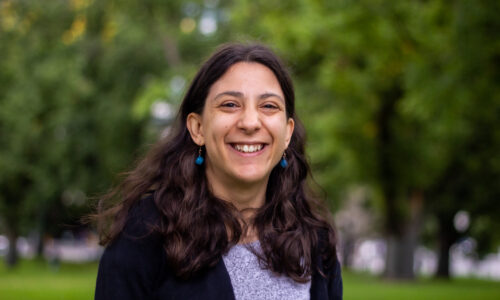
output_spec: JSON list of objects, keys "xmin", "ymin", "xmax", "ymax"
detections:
[
  {"xmin": 151, "ymin": 101, "xmax": 174, "ymax": 121},
  {"xmin": 454, "ymin": 210, "xmax": 470, "ymax": 232},
  {"xmin": 199, "ymin": 11, "xmax": 217, "ymax": 35}
]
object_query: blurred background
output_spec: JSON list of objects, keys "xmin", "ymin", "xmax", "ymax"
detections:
[{"xmin": 0, "ymin": 0, "xmax": 499, "ymax": 299}]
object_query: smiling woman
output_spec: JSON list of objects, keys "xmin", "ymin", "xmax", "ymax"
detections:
[{"xmin": 94, "ymin": 43, "xmax": 342, "ymax": 300}]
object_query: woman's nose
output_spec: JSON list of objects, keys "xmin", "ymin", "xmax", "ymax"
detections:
[{"xmin": 237, "ymin": 106, "xmax": 261, "ymax": 133}]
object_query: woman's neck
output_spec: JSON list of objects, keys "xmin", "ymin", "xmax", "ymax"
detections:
[
  {"xmin": 205, "ymin": 171, "xmax": 268, "ymax": 212},
  {"xmin": 205, "ymin": 170, "xmax": 268, "ymax": 243}
]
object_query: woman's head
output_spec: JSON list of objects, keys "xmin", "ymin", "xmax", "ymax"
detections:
[{"xmin": 185, "ymin": 58, "xmax": 295, "ymax": 190}]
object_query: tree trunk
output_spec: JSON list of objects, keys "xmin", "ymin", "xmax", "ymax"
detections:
[
  {"xmin": 385, "ymin": 234, "xmax": 414, "ymax": 279},
  {"xmin": 436, "ymin": 237, "xmax": 452, "ymax": 278},
  {"xmin": 35, "ymin": 210, "xmax": 48, "ymax": 258},
  {"xmin": 341, "ymin": 233, "xmax": 356, "ymax": 268},
  {"xmin": 385, "ymin": 191, "xmax": 423, "ymax": 280},
  {"xmin": 435, "ymin": 214, "xmax": 458, "ymax": 279},
  {"xmin": 5, "ymin": 230, "xmax": 18, "ymax": 268}
]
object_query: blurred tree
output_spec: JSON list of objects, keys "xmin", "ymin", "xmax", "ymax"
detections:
[
  {"xmin": 0, "ymin": 0, "xmax": 98, "ymax": 267},
  {"xmin": 424, "ymin": 0, "xmax": 500, "ymax": 278}
]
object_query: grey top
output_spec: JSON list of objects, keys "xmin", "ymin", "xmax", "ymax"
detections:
[{"xmin": 222, "ymin": 241, "xmax": 311, "ymax": 300}]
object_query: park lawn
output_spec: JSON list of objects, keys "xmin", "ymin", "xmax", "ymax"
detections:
[
  {"xmin": 1, "ymin": 260, "xmax": 500, "ymax": 300},
  {"xmin": 0, "ymin": 259, "xmax": 98, "ymax": 300},
  {"xmin": 343, "ymin": 271, "xmax": 500, "ymax": 300}
]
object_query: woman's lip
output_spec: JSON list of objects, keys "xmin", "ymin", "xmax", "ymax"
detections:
[
  {"xmin": 227, "ymin": 143, "xmax": 267, "ymax": 156},
  {"xmin": 228, "ymin": 142, "xmax": 267, "ymax": 145}
]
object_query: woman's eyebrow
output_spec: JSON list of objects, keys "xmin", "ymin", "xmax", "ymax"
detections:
[
  {"xmin": 213, "ymin": 91, "xmax": 244, "ymax": 101},
  {"xmin": 259, "ymin": 92, "xmax": 284, "ymax": 103}
]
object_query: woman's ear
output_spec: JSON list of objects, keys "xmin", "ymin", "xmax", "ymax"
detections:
[
  {"xmin": 285, "ymin": 117, "xmax": 295, "ymax": 147},
  {"xmin": 186, "ymin": 113, "xmax": 205, "ymax": 146}
]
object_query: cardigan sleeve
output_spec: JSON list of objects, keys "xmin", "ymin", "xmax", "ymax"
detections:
[
  {"xmin": 328, "ymin": 259, "xmax": 343, "ymax": 300},
  {"xmin": 95, "ymin": 196, "xmax": 166, "ymax": 300},
  {"xmin": 310, "ymin": 229, "xmax": 343, "ymax": 300}
]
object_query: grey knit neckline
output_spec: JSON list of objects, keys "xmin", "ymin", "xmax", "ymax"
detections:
[{"xmin": 223, "ymin": 240, "xmax": 311, "ymax": 300}]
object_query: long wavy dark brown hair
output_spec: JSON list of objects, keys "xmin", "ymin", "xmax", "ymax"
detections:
[{"xmin": 96, "ymin": 43, "xmax": 337, "ymax": 282}]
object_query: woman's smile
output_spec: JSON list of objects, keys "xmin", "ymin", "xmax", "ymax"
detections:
[{"xmin": 230, "ymin": 143, "xmax": 265, "ymax": 154}]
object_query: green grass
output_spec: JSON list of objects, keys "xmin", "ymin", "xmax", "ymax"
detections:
[
  {"xmin": 0, "ymin": 259, "xmax": 98, "ymax": 300},
  {"xmin": 1, "ymin": 260, "xmax": 500, "ymax": 299},
  {"xmin": 344, "ymin": 271, "xmax": 500, "ymax": 300}
]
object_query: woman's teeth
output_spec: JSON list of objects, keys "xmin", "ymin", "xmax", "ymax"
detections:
[{"xmin": 234, "ymin": 144, "xmax": 263, "ymax": 153}]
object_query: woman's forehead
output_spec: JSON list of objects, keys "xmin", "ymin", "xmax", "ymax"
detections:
[{"xmin": 207, "ymin": 62, "xmax": 284, "ymax": 98}]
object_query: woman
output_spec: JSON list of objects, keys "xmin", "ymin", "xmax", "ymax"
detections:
[{"xmin": 95, "ymin": 43, "xmax": 342, "ymax": 299}]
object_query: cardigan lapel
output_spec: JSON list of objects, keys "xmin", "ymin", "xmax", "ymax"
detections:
[
  {"xmin": 216, "ymin": 258, "xmax": 237, "ymax": 300},
  {"xmin": 156, "ymin": 258, "xmax": 235, "ymax": 300}
]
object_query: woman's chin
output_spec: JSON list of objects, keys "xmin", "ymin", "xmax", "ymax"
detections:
[{"xmin": 231, "ymin": 168, "xmax": 270, "ymax": 185}]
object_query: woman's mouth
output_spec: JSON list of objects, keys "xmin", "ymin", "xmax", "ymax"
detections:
[{"xmin": 230, "ymin": 144, "xmax": 265, "ymax": 153}]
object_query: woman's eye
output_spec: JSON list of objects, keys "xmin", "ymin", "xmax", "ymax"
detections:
[
  {"xmin": 221, "ymin": 102, "xmax": 238, "ymax": 108},
  {"xmin": 262, "ymin": 103, "xmax": 279, "ymax": 109}
]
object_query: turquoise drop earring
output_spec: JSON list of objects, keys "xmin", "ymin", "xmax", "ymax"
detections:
[
  {"xmin": 280, "ymin": 152, "xmax": 288, "ymax": 168},
  {"xmin": 195, "ymin": 147, "xmax": 204, "ymax": 165}
]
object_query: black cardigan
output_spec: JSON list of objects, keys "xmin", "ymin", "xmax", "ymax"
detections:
[{"xmin": 95, "ymin": 196, "xmax": 343, "ymax": 299}]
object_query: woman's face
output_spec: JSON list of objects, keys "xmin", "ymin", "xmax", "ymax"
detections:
[{"xmin": 187, "ymin": 62, "xmax": 294, "ymax": 187}]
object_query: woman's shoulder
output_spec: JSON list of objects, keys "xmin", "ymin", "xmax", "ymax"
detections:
[
  {"xmin": 102, "ymin": 191, "xmax": 165, "ymax": 265},
  {"xmin": 313, "ymin": 226, "xmax": 340, "ymax": 273},
  {"xmin": 96, "ymin": 192, "xmax": 169, "ymax": 299},
  {"xmin": 122, "ymin": 191, "xmax": 163, "ymax": 238},
  {"xmin": 314, "ymin": 227, "xmax": 343, "ymax": 299},
  {"xmin": 98, "ymin": 191, "xmax": 166, "ymax": 274}
]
